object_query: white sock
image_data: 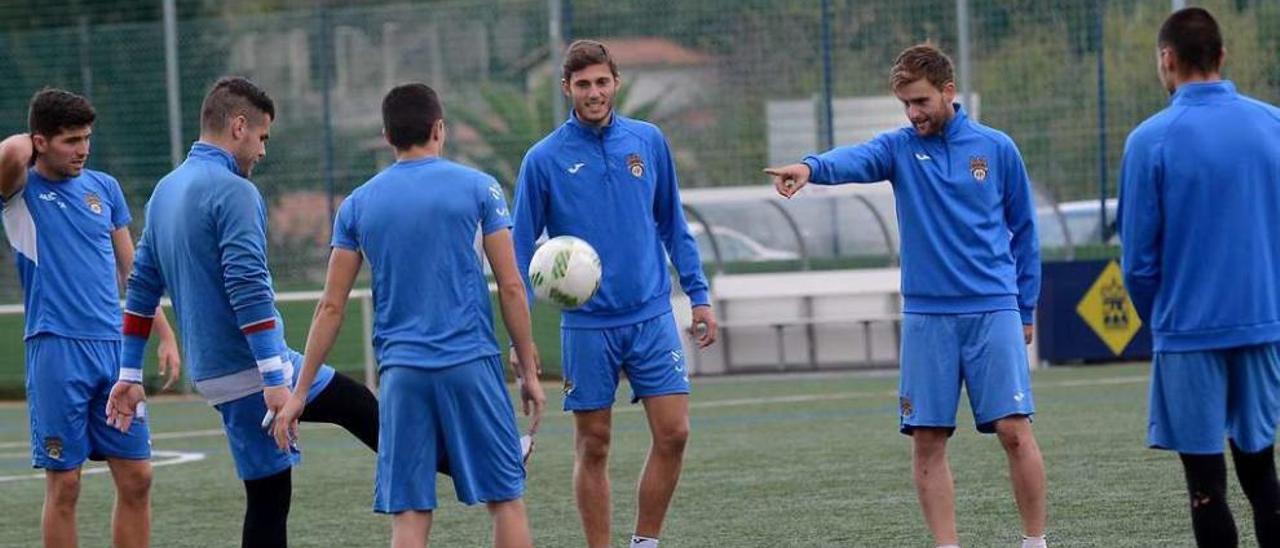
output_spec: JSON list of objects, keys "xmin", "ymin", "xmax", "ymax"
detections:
[
  {"xmin": 631, "ymin": 536, "xmax": 659, "ymax": 548},
  {"xmin": 1021, "ymin": 535, "xmax": 1046, "ymax": 548}
]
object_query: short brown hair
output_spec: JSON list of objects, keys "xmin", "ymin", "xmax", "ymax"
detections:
[
  {"xmin": 1158, "ymin": 7, "xmax": 1223, "ymax": 74},
  {"xmin": 562, "ymin": 39, "xmax": 619, "ymax": 82},
  {"xmin": 28, "ymin": 88, "xmax": 95, "ymax": 138},
  {"xmin": 382, "ymin": 83, "xmax": 443, "ymax": 150},
  {"xmin": 890, "ymin": 44, "xmax": 955, "ymax": 91},
  {"xmin": 200, "ymin": 76, "xmax": 276, "ymax": 134}
]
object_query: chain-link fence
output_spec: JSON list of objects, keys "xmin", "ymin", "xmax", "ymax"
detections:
[{"xmin": 0, "ymin": 0, "xmax": 1276, "ymax": 300}]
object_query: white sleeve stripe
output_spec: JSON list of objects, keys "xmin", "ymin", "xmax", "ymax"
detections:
[
  {"xmin": 124, "ymin": 309, "xmax": 156, "ymax": 318},
  {"xmin": 281, "ymin": 360, "xmax": 295, "ymax": 387},
  {"xmin": 256, "ymin": 356, "xmax": 286, "ymax": 373}
]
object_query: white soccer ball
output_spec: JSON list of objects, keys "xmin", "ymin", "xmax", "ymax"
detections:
[{"xmin": 528, "ymin": 236, "xmax": 602, "ymax": 309}]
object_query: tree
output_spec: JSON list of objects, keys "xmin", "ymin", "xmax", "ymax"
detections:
[{"xmin": 451, "ymin": 77, "xmax": 659, "ymax": 192}]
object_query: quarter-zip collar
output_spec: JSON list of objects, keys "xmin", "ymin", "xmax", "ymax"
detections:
[
  {"xmin": 189, "ymin": 141, "xmax": 243, "ymax": 177},
  {"xmin": 566, "ymin": 110, "xmax": 616, "ymax": 139},
  {"xmin": 923, "ymin": 103, "xmax": 969, "ymax": 141},
  {"xmin": 1171, "ymin": 80, "xmax": 1236, "ymax": 106}
]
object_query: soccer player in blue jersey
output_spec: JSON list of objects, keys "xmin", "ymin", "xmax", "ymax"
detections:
[
  {"xmin": 511, "ymin": 40, "xmax": 717, "ymax": 548},
  {"xmin": 767, "ymin": 44, "xmax": 1047, "ymax": 548},
  {"xmin": 105, "ymin": 77, "xmax": 379, "ymax": 548},
  {"xmin": 1118, "ymin": 8, "xmax": 1280, "ymax": 547},
  {"xmin": 0, "ymin": 88, "xmax": 180, "ymax": 548},
  {"xmin": 275, "ymin": 83, "xmax": 545, "ymax": 548}
]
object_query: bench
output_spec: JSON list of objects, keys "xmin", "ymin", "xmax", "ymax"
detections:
[{"xmin": 690, "ymin": 268, "xmax": 903, "ymax": 375}]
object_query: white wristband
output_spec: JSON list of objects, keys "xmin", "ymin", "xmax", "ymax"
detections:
[
  {"xmin": 256, "ymin": 355, "xmax": 285, "ymax": 373},
  {"xmin": 256, "ymin": 355, "xmax": 287, "ymax": 386},
  {"xmin": 119, "ymin": 367, "xmax": 144, "ymax": 384}
]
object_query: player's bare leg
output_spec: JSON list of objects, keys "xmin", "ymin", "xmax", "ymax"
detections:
[
  {"xmin": 574, "ymin": 408, "xmax": 613, "ymax": 548},
  {"xmin": 107, "ymin": 458, "xmax": 152, "ymax": 548},
  {"xmin": 634, "ymin": 394, "xmax": 690, "ymax": 540},
  {"xmin": 995, "ymin": 417, "xmax": 1047, "ymax": 538},
  {"xmin": 391, "ymin": 510, "xmax": 433, "ymax": 548},
  {"xmin": 43, "ymin": 468, "xmax": 81, "ymax": 548},
  {"xmin": 912, "ymin": 427, "xmax": 958, "ymax": 546},
  {"xmin": 487, "ymin": 499, "xmax": 533, "ymax": 548}
]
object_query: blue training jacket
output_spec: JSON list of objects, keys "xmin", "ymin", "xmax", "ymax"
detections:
[
  {"xmin": 126, "ymin": 143, "xmax": 285, "ymax": 382},
  {"xmin": 512, "ymin": 113, "xmax": 709, "ymax": 329},
  {"xmin": 803, "ymin": 105, "xmax": 1041, "ymax": 323},
  {"xmin": 1119, "ymin": 81, "xmax": 1280, "ymax": 352}
]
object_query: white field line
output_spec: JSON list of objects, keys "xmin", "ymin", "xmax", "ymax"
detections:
[
  {"xmin": 0, "ymin": 450, "xmax": 206, "ymax": 483},
  {"xmin": 0, "ymin": 374, "xmax": 1146, "ymax": 449}
]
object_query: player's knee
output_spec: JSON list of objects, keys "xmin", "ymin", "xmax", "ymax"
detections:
[
  {"xmin": 46, "ymin": 472, "xmax": 81, "ymax": 508},
  {"xmin": 652, "ymin": 421, "xmax": 689, "ymax": 455},
  {"xmin": 911, "ymin": 429, "xmax": 949, "ymax": 458},
  {"xmin": 485, "ymin": 498, "xmax": 527, "ymax": 517},
  {"xmin": 995, "ymin": 417, "xmax": 1032, "ymax": 451},
  {"xmin": 996, "ymin": 427, "xmax": 1025, "ymax": 452},
  {"xmin": 114, "ymin": 465, "xmax": 153, "ymax": 504},
  {"xmin": 1181, "ymin": 453, "xmax": 1230, "ymax": 508},
  {"xmin": 576, "ymin": 428, "xmax": 612, "ymax": 464},
  {"xmin": 1189, "ymin": 489, "xmax": 1223, "ymax": 509}
]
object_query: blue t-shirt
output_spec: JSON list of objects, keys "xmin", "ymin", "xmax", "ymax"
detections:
[
  {"xmin": 3, "ymin": 168, "xmax": 130, "ymax": 340},
  {"xmin": 333, "ymin": 156, "xmax": 511, "ymax": 370}
]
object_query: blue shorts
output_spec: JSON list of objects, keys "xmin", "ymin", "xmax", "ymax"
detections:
[
  {"xmin": 898, "ymin": 311, "xmax": 1035, "ymax": 434},
  {"xmin": 213, "ymin": 361, "xmax": 338, "ymax": 481},
  {"xmin": 374, "ymin": 356, "xmax": 524, "ymax": 513},
  {"xmin": 561, "ymin": 312, "xmax": 691, "ymax": 412},
  {"xmin": 1148, "ymin": 343, "xmax": 1280, "ymax": 454},
  {"xmin": 26, "ymin": 334, "xmax": 151, "ymax": 470}
]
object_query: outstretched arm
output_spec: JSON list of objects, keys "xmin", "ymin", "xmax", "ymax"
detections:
[
  {"xmin": 767, "ymin": 132, "xmax": 896, "ymax": 197},
  {"xmin": 272, "ymin": 246, "xmax": 361, "ymax": 449}
]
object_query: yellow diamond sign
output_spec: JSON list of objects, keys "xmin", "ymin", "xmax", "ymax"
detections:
[{"xmin": 1075, "ymin": 260, "xmax": 1142, "ymax": 356}]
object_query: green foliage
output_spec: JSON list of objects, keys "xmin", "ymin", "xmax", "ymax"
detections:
[
  {"xmin": 451, "ymin": 78, "xmax": 660, "ymax": 192},
  {"xmin": 974, "ymin": 0, "xmax": 1278, "ymax": 200}
]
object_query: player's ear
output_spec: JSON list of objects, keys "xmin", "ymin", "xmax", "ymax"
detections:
[
  {"xmin": 230, "ymin": 115, "xmax": 247, "ymax": 140},
  {"xmin": 941, "ymin": 81, "xmax": 957, "ymax": 104},
  {"xmin": 561, "ymin": 78, "xmax": 571, "ymax": 98},
  {"xmin": 432, "ymin": 119, "xmax": 446, "ymax": 144},
  {"xmin": 30, "ymin": 134, "xmax": 47, "ymax": 155}
]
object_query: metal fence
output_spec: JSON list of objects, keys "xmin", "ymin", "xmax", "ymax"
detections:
[{"xmin": 0, "ymin": 0, "xmax": 1276, "ymax": 301}]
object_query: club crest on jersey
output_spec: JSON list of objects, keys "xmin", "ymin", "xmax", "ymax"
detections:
[
  {"xmin": 969, "ymin": 156, "xmax": 989, "ymax": 183},
  {"xmin": 44, "ymin": 436, "xmax": 64, "ymax": 460},
  {"xmin": 626, "ymin": 153, "xmax": 645, "ymax": 178},
  {"xmin": 84, "ymin": 192, "xmax": 103, "ymax": 214}
]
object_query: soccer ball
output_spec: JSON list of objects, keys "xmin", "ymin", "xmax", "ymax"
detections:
[{"xmin": 528, "ymin": 236, "xmax": 602, "ymax": 309}]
